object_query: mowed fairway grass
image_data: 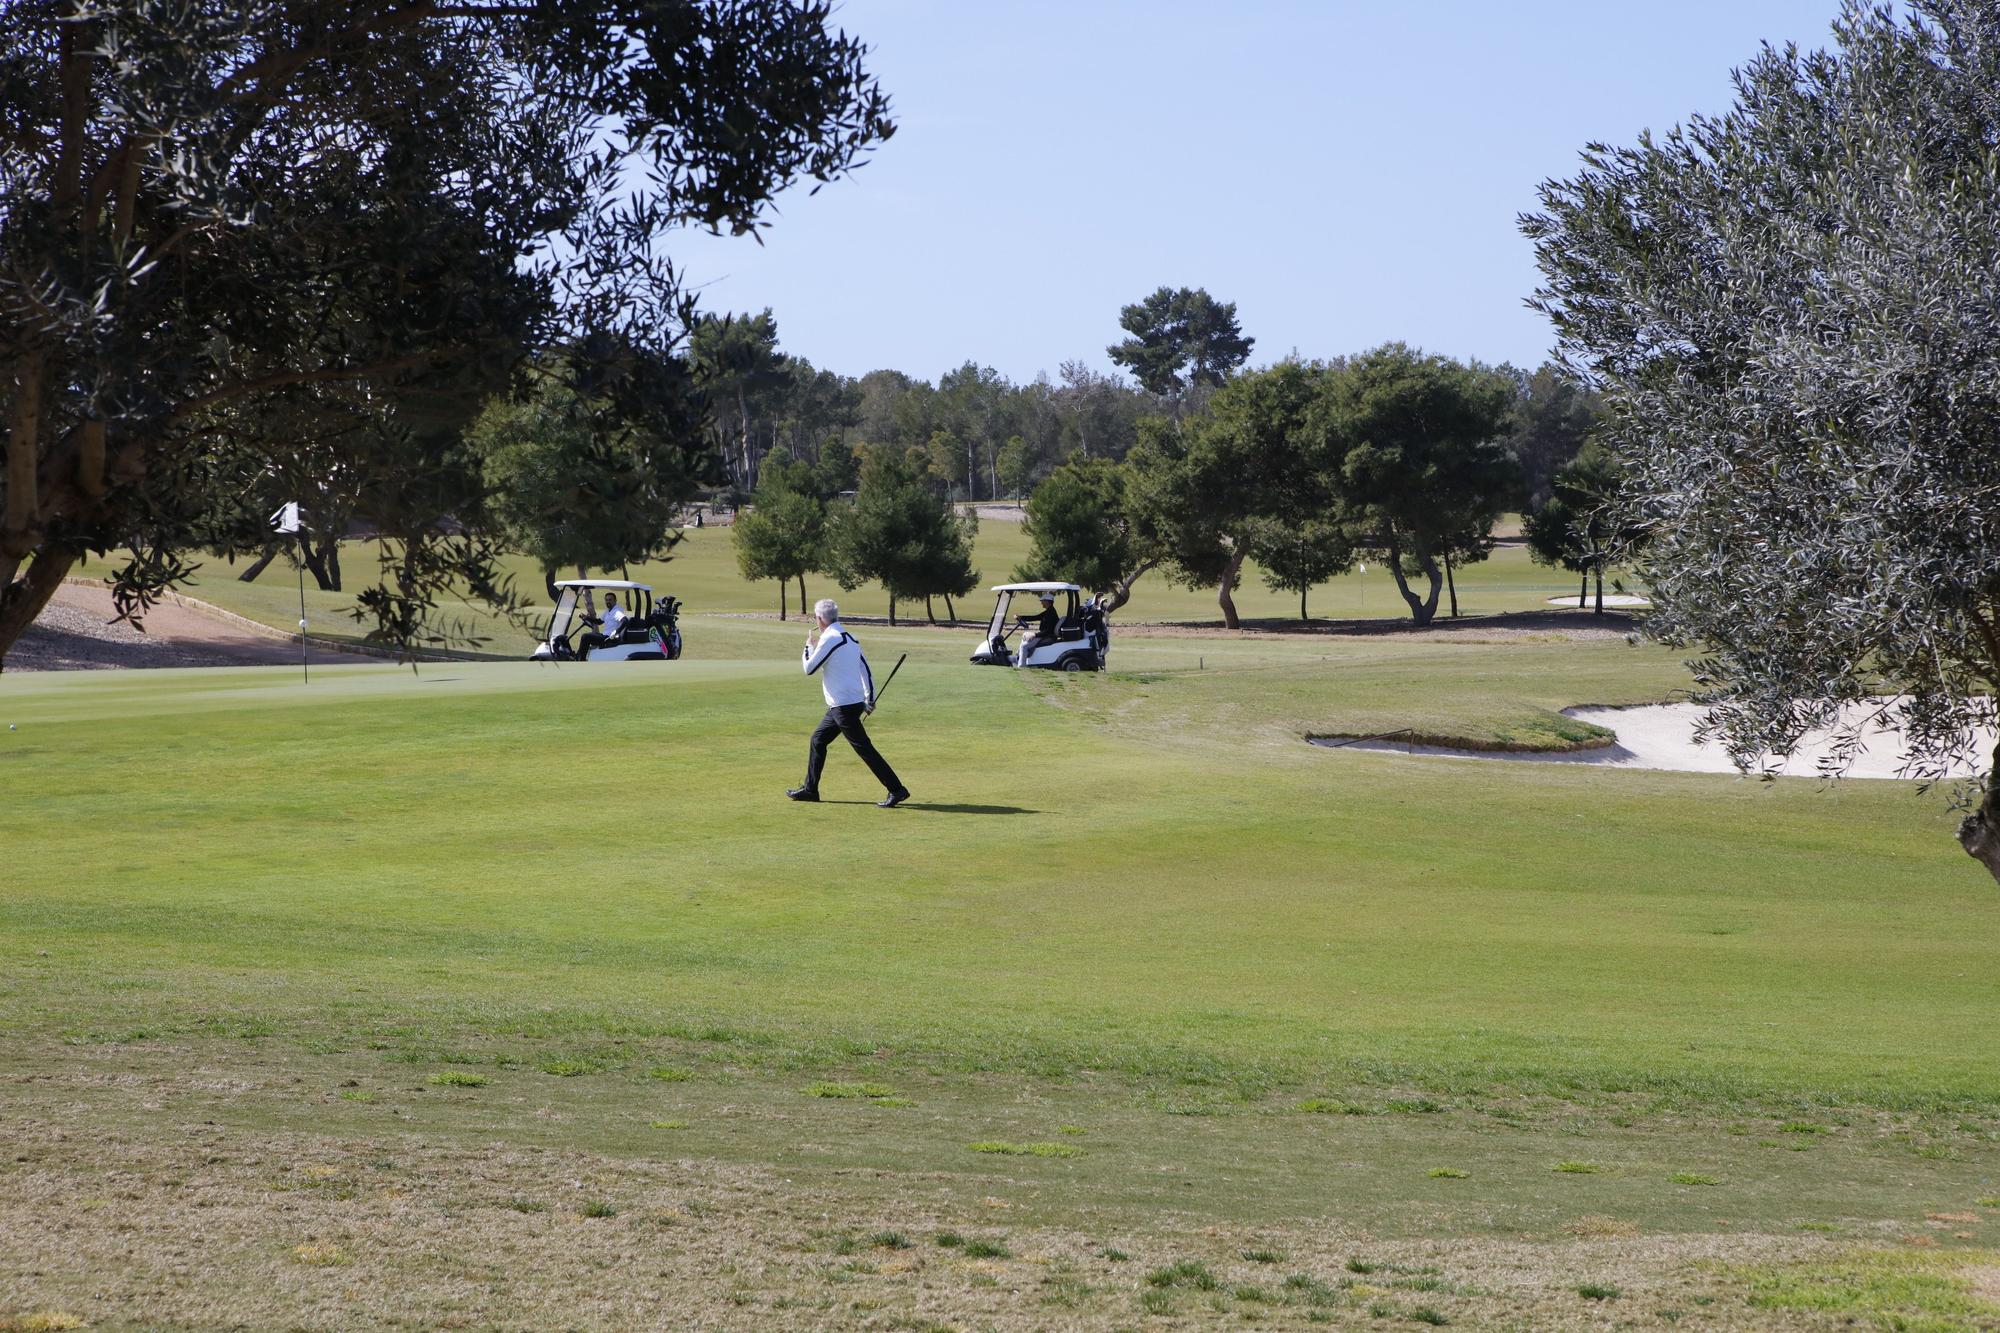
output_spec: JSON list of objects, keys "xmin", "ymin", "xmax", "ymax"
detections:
[{"xmin": 4, "ymin": 623, "xmax": 1999, "ymax": 1329}]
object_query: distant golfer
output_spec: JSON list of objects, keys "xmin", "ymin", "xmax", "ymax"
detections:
[{"xmin": 790, "ymin": 598, "xmax": 909, "ymax": 808}]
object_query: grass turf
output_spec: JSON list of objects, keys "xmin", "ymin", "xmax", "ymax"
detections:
[
  {"xmin": 5, "ymin": 626, "xmax": 1999, "ymax": 1328},
  {"xmin": 4, "ymin": 630, "xmax": 1989, "ymax": 1105}
]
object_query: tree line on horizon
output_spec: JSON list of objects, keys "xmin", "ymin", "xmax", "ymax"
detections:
[{"xmin": 716, "ymin": 286, "xmax": 1610, "ymax": 629}]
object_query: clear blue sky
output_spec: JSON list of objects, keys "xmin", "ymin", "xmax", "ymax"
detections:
[{"xmin": 667, "ymin": 0, "xmax": 1846, "ymax": 385}]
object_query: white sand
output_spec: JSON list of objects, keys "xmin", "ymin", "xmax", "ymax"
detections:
[
  {"xmin": 1545, "ymin": 594, "xmax": 1651, "ymax": 608},
  {"xmin": 1321, "ymin": 702, "xmax": 1994, "ymax": 780}
]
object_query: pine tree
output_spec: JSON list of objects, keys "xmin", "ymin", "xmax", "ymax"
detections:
[{"xmin": 733, "ymin": 458, "xmax": 828, "ymax": 619}]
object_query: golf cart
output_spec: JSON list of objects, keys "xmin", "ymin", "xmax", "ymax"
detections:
[
  {"xmin": 969, "ymin": 582, "xmax": 1109, "ymax": 672},
  {"xmin": 530, "ymin": 579, "xmax": 683, "ymax": 662}
]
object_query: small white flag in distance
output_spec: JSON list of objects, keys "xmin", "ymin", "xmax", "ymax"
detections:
[{"xmin": 270, "ymin": 501, "xmax": 301, "ymax": 534}]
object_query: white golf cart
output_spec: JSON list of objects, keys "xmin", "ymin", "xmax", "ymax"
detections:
[
  {"xmin": 969, "ymin": 582, "xmax": 1109, "ymax": 672},
  {"xmin": 530, "ymin": 579, "xmax": 683, "ymax": 662}
]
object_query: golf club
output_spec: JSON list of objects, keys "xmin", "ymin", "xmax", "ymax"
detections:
[{"xmin": 871, "ymin": 652, "xmax": 908, "ymax": 710}]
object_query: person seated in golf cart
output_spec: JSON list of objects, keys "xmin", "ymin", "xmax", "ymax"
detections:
[
  {"xmin": 579, "ymin": 591, "xmax": 628, "ymax": 657},
  {"xmin": 1015, "ymin": 591, "xmax": 1059, "ymax": 663}
]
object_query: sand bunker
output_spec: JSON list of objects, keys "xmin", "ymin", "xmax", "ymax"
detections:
[
  {"xmin": 1545, "ymin": 594, "xmax": 1650, "ymax": 608},
  {"xmin": 1319, "ymin": 702, "xmax": 1994, "ymax": 780}
]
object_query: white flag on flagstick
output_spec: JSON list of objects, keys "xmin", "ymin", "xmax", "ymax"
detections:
[{"xmin": 270, "ymin": 501, "xmax": 301, "ymax": 534}]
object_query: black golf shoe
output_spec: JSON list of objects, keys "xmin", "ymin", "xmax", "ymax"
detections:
[
  {"xmin": 786, "ymin": 787, "xmax": 820, "ymax": 802},
  {"xmin": 876, "ymin": 787, "xmax": 910, "ymax": 809}
]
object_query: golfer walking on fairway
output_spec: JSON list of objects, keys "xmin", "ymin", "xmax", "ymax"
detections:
[{"xmin": 791, "ymin": 598, "xmax": 909, "ymax": 808}]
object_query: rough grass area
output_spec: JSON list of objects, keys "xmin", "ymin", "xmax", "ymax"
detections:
[
  {"xmin": 5, "ymin": 629, "xmax": 1997, "ymax": 1326},
  {"xmin": 4, "ymin": 1113, "xmax": 1995, "ymax": 1331}
]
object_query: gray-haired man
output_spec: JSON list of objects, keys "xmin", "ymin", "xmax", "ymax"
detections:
[{"xmin": 789, "ymin": 598, "xmax": 909, "ymax": 807}]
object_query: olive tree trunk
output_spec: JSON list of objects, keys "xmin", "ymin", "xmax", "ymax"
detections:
[
  {"xmin": 1381, "ymin": 531, "xmax": 1443, "ymax": 626},
  {"xmin": 1960, "ymin": 736, "xmax": 2000, "ymax": 886},
  {"xmin": 0, "ymin": 545, "xmax": 79, "ymax": 673},
  {"xmin": 239, "ymin": 546, "xmax": 282, "ymax": 582},
  {"xmin": 1102, "ymin": 559, "xmax": 1157, "ymax": 614},
  {"xmin": 1216, "ymin": 547, "xmax": 1247, "ymax": 630}
]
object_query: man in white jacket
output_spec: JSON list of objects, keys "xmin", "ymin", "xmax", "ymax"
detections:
[{"xmin": 790, "ymin": 598, "xmax": 909, "ymax": 807}]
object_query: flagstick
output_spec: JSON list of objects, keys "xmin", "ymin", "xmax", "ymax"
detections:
[
  {"xmin": 298, "ymin": 559, "xmax": 309, "ymax": 684},
  {"xmin": 271, "ymin": 500, "xmax": 310, "ymax": 683}
]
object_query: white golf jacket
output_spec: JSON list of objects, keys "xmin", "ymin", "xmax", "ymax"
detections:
[{"xmin": 802, "ymin": 622, "xmax": 875, "ymax": 708}]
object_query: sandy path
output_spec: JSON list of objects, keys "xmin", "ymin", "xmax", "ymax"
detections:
[{"xmin": 9, "ymin": 584, "xmax": 345, "ymax": 671}]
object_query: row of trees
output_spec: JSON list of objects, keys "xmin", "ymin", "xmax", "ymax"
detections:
[
  {"xmin": 719, "ymin": 314, "xmax": 1617, "ymax": 630},
  {"xmin": 1015, "ymin": 344, "xmax": 1580, "ymax": 629},
  {"xmin": 688, "ymin": 289, "xmax": 1598, "ymax": 514},
  {"xmin": 686, "ymin": 309, "xmax": 1158, "ymax": 501},
  {"xmin": 734, "ymin": 452, "xmax": 977, "ymax": 625}
]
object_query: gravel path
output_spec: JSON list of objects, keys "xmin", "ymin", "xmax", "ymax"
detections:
[{"xmin": 9, "ymin": 585, "xmax": 344, "ymax": 671}]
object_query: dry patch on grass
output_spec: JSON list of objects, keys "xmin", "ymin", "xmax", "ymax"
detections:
[
  {"xmin": 0, "ymin": 1314, "xmax": 86, "ymax": 1332},
  {"xmin": 0, "ymin": 1116, "xmax": 1965, "ymax": 1330},
  {"xmin": 1731, "ymin": 1247, "xmax": 2000, "ymax": 1328}
]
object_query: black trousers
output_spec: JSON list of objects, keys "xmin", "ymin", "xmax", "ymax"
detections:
[{"xmin": 804, "ymin": 703, "xmax": 902, "ymax": 794}]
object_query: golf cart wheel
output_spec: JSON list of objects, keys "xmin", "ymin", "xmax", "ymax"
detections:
[{"xmin": 1061, "ymin": 656, "xmax": 1085, "ymax": 673}]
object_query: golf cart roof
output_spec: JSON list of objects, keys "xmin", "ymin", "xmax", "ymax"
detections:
[
  {"xmin": 553, "ymin": 579, "xmax": 653, "ymax": 592},
  {"xmin": 991, "ymin": 581, "xmax": 1080, "ymax": 594}
]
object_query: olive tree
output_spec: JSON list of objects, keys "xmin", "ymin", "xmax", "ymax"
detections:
[
  {"xmin": 1125, "ymin": 363, "xmax": 1323, "ymax": 630},
  {"xmin": 1523, "ymin": 1, "xmax": 2000, "ymax": 881},
  {"xmin": 0, "ymin": 0, "xmax": 892, "ymax": 665},
  {"xmin": 827, "ymin": 449, "xmax": 977, "ymax": 625},
  {"xmin": 733, "ymin": 456, "xmax": 828, "ymax": 619},
  {"xmin": 1523, "ymin": 441, "xmax": 1629, "ymax": 615},
  {"xmin": 1311, "ymin": 345, "xmax": 1515, "ymax": 627},
  {"xmin": 1015, "ymin": 457, "xmax": 1158, "ymax": 612},
  {"xmin": 468, "ymin": 355, "xmax": 703, "ymax": 602}
]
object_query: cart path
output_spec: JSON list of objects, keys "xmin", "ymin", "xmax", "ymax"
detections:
[{"xmin": 9, "ymin": 583, "xmax": 344, "ymax": 671}]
